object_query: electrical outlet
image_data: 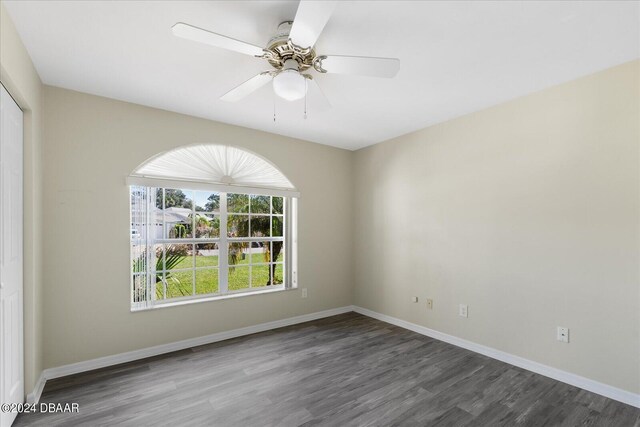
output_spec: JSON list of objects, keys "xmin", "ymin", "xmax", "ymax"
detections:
[
  {"xmin": 301, "ymin": 288, "xmax": 308, "ymax": 298},
  {"xmin": 557, "ymin": 326, "xmax": 569, "ymax": 343},
  {"xmin": 459, "ymin": 304, "xmax": 468, "ymax": 318},
  {"xmin": 426, "ymin": 299, "xmax": 433, "ymax": 310}
]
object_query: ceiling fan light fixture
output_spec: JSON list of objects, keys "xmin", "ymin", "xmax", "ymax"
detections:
[{"xmin": 273, "ymin": 60, "xmax": 307, "ymax": 101}]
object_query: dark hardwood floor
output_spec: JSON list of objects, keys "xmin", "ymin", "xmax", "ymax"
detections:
[{"xmin": 15, "ymin": 312, "xmax": 640, "ymax": 426}]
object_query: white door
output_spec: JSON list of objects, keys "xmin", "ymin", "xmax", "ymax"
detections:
[{"xmin": 0, "ymin": 84, "xmax": 24, "ymax": 427}]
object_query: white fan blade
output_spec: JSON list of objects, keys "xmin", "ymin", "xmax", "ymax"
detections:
[
  {"xmin": 306, "ymin": 78, "xmax": 331, "ymax": 112},
  {"xmin": 289, "ymin": 1, "xmax": 337, "ymax": 50},
  {"xmin": 172, "ymin": 22, "xmax": 264, "ymax": 57},
  {"xmin": 316, "ymin": 55, "xmax": 400, "ymax": 78},
  {"xmin": 221, "ymin": 73, "xmax": 273, "ymax": 102}
]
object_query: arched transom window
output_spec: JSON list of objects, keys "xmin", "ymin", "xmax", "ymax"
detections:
[{"xmin": 128, "ymin": 144, "xmax": 298, "ymax": 310}]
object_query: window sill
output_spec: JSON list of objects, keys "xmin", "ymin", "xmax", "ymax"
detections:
[{"xmin": 131, "ymin": 285, "xmax": 295, "ymax": 312}]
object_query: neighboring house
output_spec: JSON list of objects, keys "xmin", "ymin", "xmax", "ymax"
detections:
[{"xmin": 156, "ymin": 207, "xmax": 193, "ymax": 239}]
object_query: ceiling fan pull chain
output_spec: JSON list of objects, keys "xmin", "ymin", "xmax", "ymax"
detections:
[
  {"xmin": 304, "ymin": 79, "xmax": 308, "ymax": 119},
  {"xmin": 273, "ymin": 94, "xmax": 277, "ymax": 123}
]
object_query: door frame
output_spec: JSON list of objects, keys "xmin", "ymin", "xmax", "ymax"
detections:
[{"xmin": 0, "ymin": 81, "xmax": 25, "ymax": 427}]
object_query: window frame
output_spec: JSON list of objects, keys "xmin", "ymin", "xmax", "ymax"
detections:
[{"xmin": 130, "ymin": 184, "xmax": 298, "ymax": 311}]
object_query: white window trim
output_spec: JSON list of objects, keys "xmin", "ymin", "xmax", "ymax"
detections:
[
  {"xmin": 137, "ymin": 285, "xmax": 296, "ymax": 311},
  {"xmin": 126, "ymin": 176, "xmax": 300, "ymax": 198},
  {"xmin": 130, "ymin": 185, "xmax": 298, "ymax": 312}
]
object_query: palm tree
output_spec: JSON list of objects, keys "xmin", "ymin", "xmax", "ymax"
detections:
[
  {"xmin": 132, "ymin": 244, "xmax": 190, "ymax": 298},
  {"xmin": 227, "ymin": 194, "xmax": 283, "ymax": 285}
]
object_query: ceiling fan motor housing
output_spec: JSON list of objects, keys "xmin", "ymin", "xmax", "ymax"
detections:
[{"xmin": 264, "ymin": 21, "xmax": 316, "ymax": 71}]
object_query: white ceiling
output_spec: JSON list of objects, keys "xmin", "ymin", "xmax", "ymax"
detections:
[{"xmin": 4, "ymin": 1, "xmax": 639, "ymax": 150}]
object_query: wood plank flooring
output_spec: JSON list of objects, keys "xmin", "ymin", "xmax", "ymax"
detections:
[{"xmin": 14, "ymin": 312, "xmax": 640, "ymax": 426}]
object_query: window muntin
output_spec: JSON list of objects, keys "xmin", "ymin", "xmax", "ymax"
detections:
[{"xmin": 131, "ymin": 186, "xmax": 291, "ymax": 309}]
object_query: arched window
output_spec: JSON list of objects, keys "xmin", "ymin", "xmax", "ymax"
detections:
[{"xmin": 128, "ymin": 144, "xmax": 298, "ymax": 310}]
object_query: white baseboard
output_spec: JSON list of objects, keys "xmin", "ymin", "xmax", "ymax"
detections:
[
  {"xmin": 26, "ymin": 305, "xmax": 354, "ymax": 403},
  {"xmin": 26, "ymin": 305, "xmax": 640, "ymax": 409},
  {"xmin": 26, "ymin": 373, "xmax": 46, "ymax": 404},
  {"xmin": 352, "ymin": 305, "xmax": 640, "ymax": 409}
]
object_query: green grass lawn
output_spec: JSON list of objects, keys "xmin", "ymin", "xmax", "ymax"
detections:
[{"xmin": 156, "ymin": 251, "xmax": 283, "ymax": 299}]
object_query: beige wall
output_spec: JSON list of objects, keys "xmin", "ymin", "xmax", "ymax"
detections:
[
  {"xmin": 42, "ymin": 86, "xmax": 353, "ymax": 368},
  {"xmin": 0, "ymin": 3, "xmax": 44, "ymax": 394},
  {"xmin": 353, "ymin": 60, "xmax": 640, "ymax": 394}
]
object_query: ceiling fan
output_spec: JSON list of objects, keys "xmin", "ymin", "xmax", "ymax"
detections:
[{"xmin": 171, "ymin": 1, "xmax": 400, "ymax": 108}]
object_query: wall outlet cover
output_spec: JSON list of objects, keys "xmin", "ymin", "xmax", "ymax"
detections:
[
  {"xmin": 426, "ymin": 299, "xmax": 433, "ymax": 310},
  {"xmin": 459, "ymin": 304, "xmax": 468, "ymax": 318},
  {"xmin": 557, "ymin": 326, "xmax": 569, "ymax": 343}
]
